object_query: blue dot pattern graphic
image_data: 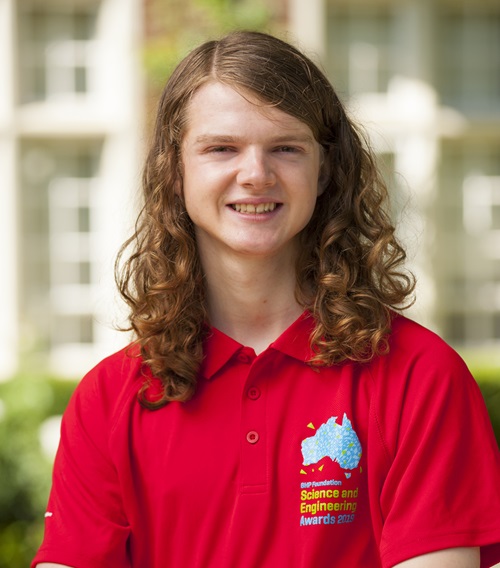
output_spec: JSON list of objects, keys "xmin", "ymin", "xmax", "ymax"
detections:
[{"xmin": 301, "ymin": 414, "xmax": 362, "ymax": 471}]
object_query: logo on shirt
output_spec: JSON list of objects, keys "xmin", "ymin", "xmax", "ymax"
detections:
[{"xmin": 298, "ymin": 414, "xmax": 362, "ymax": 527}]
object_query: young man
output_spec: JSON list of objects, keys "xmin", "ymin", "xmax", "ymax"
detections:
[{"xmin": 33, "ymin": 31, "xmax": 500, "ymax": 568}]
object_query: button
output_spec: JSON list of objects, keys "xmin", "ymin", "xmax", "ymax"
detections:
[
  {"xmin": 237, "ymin": 353, "xmax": 251, "ymax": 363},
  {"xmin": 247, "ymin": 387, "xmax": 261, "ymax": 400},
  {"xmin": 246, "ymin": 431, "xmax": 259, "ymax": 444}
]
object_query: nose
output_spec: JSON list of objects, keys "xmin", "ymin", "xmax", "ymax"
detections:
[{"xmin": 236, "ymin": 148, "xmax": 276, "ymax": 189}]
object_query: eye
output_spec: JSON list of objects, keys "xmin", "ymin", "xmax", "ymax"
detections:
[
  {"xmin": 209, "ymin": 146, "xmax": 234, "ymax": 153},
  {"xmin": 276, "ymin": 146, "xmax": 301, "ymax": 153}
]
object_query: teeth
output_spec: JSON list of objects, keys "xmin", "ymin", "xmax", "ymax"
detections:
[{"xmin": 232, "ymin": 203, "xmax": 277, "ymax": 214}]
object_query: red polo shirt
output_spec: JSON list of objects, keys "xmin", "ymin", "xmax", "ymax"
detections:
[{"xmin": 33, "ymin": 313, "xmax": 500, "ymax": 568}]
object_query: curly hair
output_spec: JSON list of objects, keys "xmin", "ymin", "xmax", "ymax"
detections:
[{"xmin": 116, "ymin": 30, "xmax": 415, "ymax": 409}]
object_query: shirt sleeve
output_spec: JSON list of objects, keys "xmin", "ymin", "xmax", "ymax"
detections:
[
  {"xmin": 32, "ymin": 360, "xmax": 132, "ymax": 568},
  {"xmin": 373, "ymin": 329, "xmax": 500, "ymax": 568}
]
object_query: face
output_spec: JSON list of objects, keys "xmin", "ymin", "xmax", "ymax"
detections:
[{"xmin": 179, "ymin": 81, "xmax": 323, "ymax": 264}]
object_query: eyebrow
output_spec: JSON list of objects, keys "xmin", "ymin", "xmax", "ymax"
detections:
[{"xmin": 193, "ymin": 133, "xmax": 315, "ymax": 145}]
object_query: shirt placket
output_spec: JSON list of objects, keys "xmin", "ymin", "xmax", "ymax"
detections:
[{"xmin": 237, "ymin": 347, "xmax": 268, "ymax": 494}]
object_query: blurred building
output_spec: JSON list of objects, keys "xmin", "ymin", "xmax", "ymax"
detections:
[
  {"xmin": 1, "ymin": 0, "xmax": 499, "ymax": 380},
  {"xmin": 291, "ymin": 0, "xmax": 500, "ymax": 352},
  {"xmin": 0, "ymin": 0, "xmax": 143, "ymax": 378}
]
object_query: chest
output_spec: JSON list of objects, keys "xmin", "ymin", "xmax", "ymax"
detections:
[{"xmin": 112, "ymin": 357, "xmax": 379, "ymax": 566}]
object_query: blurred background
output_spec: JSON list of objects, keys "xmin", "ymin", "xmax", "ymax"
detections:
[{"xmin": 0, "ymin": 0, "xmax": 499, "ymax": 565}]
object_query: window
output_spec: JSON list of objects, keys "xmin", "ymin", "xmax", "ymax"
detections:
[
  {"xmin": 327, "ymin": 8, "xmax": 393, "ymax": 96},
  {"xmin": 436, "ymin": 140, "xmax": 500, "ymax": 346},
  {"xmin": 463, "ymin": 175, "xmax": 500, "ymax": 237},
  {"xmin": 18, "ymin": 7, "xmax": 97, "ymax": 103},
  {"xmin": 437, "ymin": 9, "xmax": 500, "ymax": 113},
  {"xmin": 20, "ymin": 140, "xmax": 102, "ymax": 351},
  {"xmin": 49, "ymin": 176, "xmax": 95, "ymax": 328}
]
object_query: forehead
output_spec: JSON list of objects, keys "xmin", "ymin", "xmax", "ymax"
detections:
[{"xmin": 182, "ymin": 81, "xmax": 315, "ymax": 141}]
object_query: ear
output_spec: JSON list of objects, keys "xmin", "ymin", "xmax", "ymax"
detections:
[
  {"xmin": 317, "ymin": 162, "xmax": 330, "ymax": 196},
  {"xmin": 174, "ymin": 177, "xmax": 182, "ymax": 196},
  {"xmin": 174, "ymin": 155, "xmax": 184, "ymax": 196},
  {"xmin": 173, "ymin": 163, "xmax": 184, "ymax": 197}
]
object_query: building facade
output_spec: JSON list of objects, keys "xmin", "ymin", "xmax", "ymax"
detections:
[
  {"xmin": 1, "ymin": 0, "xmax": 499, "ymax": 380},
  {"xmin": 290, "ymin": 0, "xmax": 500, "ymax": 353},
  {"xmin": 0, "ymin": 0, "xmax": 143, "ymax": 378}
]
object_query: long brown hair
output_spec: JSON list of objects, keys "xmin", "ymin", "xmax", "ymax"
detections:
[{"xmin": 116, "ymin": 30, "xmax": 415, "ymax": 408}]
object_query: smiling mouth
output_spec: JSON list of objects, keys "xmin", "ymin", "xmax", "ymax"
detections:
[{"xmin": 230, "ymin": 203, "xmax": 279, "ymax": 214}]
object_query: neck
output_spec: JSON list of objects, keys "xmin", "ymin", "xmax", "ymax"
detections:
[{"xmin": 201, "ymin": 251, "xmax": 304, "ymax": 353}]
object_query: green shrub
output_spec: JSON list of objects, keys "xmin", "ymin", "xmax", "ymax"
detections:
[
  {"xmin": 0, "ymin": 376, "xmax": 77, "ymax": 568},
  {"xmin": 471, "ymin": 366, "xmax": 500, "ymax": 447}
]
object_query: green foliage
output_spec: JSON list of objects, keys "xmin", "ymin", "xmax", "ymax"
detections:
[
  {"xmin": 0, "ymin": 376, "xmax": 77, "ymax": 568},
  {"xmin": 470, "ymin": 366, "xmax": 500, "ymax": 446},
  {"xmin": 143, "ymin": 0, "xmax": 276, "ymax": 89},
  {"xmin": 194, "ymin": 0, "xmax": 270, "ymax": 32}
]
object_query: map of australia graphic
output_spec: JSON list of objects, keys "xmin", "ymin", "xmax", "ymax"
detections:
[{"xmin": 301, "ymin": 414, "xmax": 362, "ymax": 474}]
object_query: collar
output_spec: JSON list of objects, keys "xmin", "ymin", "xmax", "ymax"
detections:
[{"xmin": 199, "ymin": 311, "xmax": 315, "ymax": 380}]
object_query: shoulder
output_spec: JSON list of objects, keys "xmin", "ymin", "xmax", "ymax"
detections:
[
  {"xmin": 389, "ymin": 313, "xmax": 460, "ymax": 356},
  {"xmin": 373, "ymin": 312, "xmax": 477, "ymax": 399},
  {"xmin": 66, "ymin": 344, "xmax": 146, "ymax": 426},
  {"xmin": 79, "ymin": 344, "xmax": 143, "ymax": 389},
  {"xmin": 383, "ymin": 313, "xmax": 470, "ymax": 377},
  {"xmin": 368, "ymin": 313, "xmax": 491, "ymax": 453}
]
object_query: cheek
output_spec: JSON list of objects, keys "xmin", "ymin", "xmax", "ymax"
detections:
[
  {"xmin": 295, "ymin": 190, "xmax": 319, "ymax": 230},
  {"xmin": 182, "ymin": 189, "xmax": 198, "ymax": 218},
  {"xmin": 181, "ymin": 179, "xmax": 214, "ymax": 225}
]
